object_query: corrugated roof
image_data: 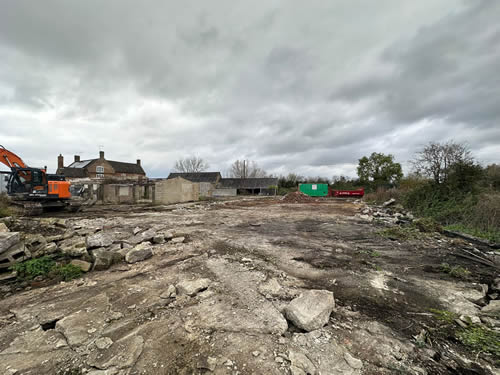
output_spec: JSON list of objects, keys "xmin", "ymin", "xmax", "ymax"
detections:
[
  {"xmin": 217, "ymin": 178, "xmax": 278, "ymax": 189},
  {"xmin": 167, "ymin": 172, "xmax": 221, "ymax": 183}
]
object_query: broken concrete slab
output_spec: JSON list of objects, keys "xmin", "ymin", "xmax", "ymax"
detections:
[
  {"xmin": 289, "ymin": 350, "xmax": 317, "ymax": 375},
  {"xmin": 0, "ymin": 327, "xmax": 67, "ymax": 354},
  {"xmin": 95, "ymin": 336, "xmax": 114, "ymax": 350},
  {"xmin": 284, "ymin": 290, "xmax": 335, "ymax": 331},
  {"xmin": 344, "ymin": 352, "xmax": 363, "ymax": 369},
  {"xmin": 70, "ymin": 259, "xmax": 92, "ymax": 272},
  {"xmin": 160, "ymin": 285, "xmax": 176, "ymax": 299},
  {"xmin": 258, "ymin": 278, "xmax": 282, "ymax": 297},
  {"xmin": 125, "ymin": 242, "xmax": 153, "ymax": 264},
  {"xmin": 91, "ymin": 248, "xmax": 115, "ymax": 270},
  {"xmin": 171, "ymin": 236, "xmax": 185, "ymax": 244},
  {"xmin": 481, "ymin": 300, "xmax": 500, "ymax": 317},
  {"xmin": 86, "ymin": 334, "xmax": 144, "ymax": 370},
  {"xmin": 86, "ymin": 232, "xmax": 115, "ymax": 249},
  {"xmin": 58, "ymin": 236, "xmax": 88, "ymax": 257},
  {"xmin": 0, "ymin": 222, "xmax": 9, "ymax": 232},
  {"xmin": 382, "ymin": 198, "xmax": 396, "ymax": 207},
  {"xmin": 0, "ymin": 232, "xmax": 21, "ymax": 254},
  {"xmin": 129, "ymin": 228, "xmax": 156, "ymax": 245},
  {"xmin": 55, "ymin": 311, "xmax": 105, "ymax": 347},
  {"xmin": 176, "ymin": 278, "xmax": 211, "ymax": 296}
]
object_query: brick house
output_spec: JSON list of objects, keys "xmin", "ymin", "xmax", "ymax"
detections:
[{"xmin": 57, "ymin": 151, "xmax": 146, "ymax": 180}]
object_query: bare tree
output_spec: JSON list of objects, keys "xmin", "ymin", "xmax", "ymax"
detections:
[
  {"xmin": 411, "ymin": 141, "xmax": 473, "ymax": 184},
  {"xmin": 230, "ymin": 160, "xmax": 267, "ymax": 178},
  {"xmin": 174, "ymin": 156, "xmax": 209, "ymax": 173}
]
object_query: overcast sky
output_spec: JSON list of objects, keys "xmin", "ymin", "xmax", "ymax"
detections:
[{"xmin": 1, "ymin": 0, "xmax": 499, "ymax": 178}]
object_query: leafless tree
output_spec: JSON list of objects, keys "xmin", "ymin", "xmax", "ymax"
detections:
[
  {"xmin": 411, "ymin": 141, "xmax": 473, "ymax": 184},
  {"xmin": 174, "ymin": 156, "xmax": 209, "ymax": 173},
  {"xmin": 230, "ymin": 160, "xmax": 267, "ymax": 178}
]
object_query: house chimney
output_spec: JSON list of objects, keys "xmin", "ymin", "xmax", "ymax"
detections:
[
  {"xmin": 136, "ymin": 159, "xmax": 141, "ymax": 166},
  {"xmin": 74, "ymin": 155, "xmax": 80, "ymax": 163},
  {"xmin": 58, "ymin": 154, "xmax": 64, "ymax": 169},
  {"xmin": 99, "ymin": 151, "xmax": 105, "ymax": 160}
]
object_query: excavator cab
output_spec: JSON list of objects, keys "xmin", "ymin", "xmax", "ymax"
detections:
[
  {"xmin": 8, "ymin": 168, "xmax": 71, "ymax": 200},
  {"xmin": 8, "ymin": 168, "xmax": 47, "ymax": 196}
]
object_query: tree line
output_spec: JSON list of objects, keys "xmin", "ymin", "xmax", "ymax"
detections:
[{"xmin": 173, "ymin": 141, "xmax": 499, "ymax": 192}]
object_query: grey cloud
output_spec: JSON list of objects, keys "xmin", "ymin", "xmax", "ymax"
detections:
[{"xmin": 0, "ymin": 0, "xmax": 498, "ymax": 178}]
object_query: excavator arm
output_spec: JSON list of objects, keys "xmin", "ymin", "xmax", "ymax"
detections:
[{"xmin": 0, "ymin": 145, "xmax": 27, "ymax": 169}]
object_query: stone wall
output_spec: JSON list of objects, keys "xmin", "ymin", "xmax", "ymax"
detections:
[
  {"xmin": 70, "ymin": 180, "xmax": 153, "ymax": 204},
  {"xmin": 154, "ymin": 177, "xmax": 199, "ymax": 204},
  {"xmin": 199, "ymin": 182, "xmax": 214, "ymax": 197},
  {"xmin": 213, "ymin": 188, "xmax": 237, "ymax": 197},
  {"xmin": 102, "ymin": 184, "xmax": 135, "ymax": 204}
]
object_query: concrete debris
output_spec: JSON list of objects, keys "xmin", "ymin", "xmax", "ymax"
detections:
[
  {"xmin": 0, "ymin": 232, "xmax": 30, "ymax": 270},
  {"xmin": 171, "ymin": 236, "xmax": 185, "ymax": 244},
  {"xmin": 86, "ymin": 232, "xmax": 115, "ymax": 249},
  {"xmin": 91, "ymin": 248, "xmax": 115, "ymax": 270},
  {"xmin": 382, "ymin": 198, "xmax": 396, "ymax": 207},
  {"xmin": 344, "ymin": 352, "xmax": 363, "ymax": 369},
  {"xmin": 152, "ymin": 235, "xmax": 165, "ymax": 244},
  {"xmin": 71, "ymin": 259, "xmax": 92, "ymax": 272},
  {"xmin": 1, "ymin": 198, "xmax": 498, "ymax": 374},
  {"xmin": 87, "ymin": 334, "xmax": 144, "ymax": 370},
  {"xmin": 0, "ymin": 222, "xmax": 9, "ymax": 232},
  {"xmin": 289, "ymin": 350, "xmax": 317, "ymax": 375},
  {"xmin": 160, "ymin": 284, "xmax": 177, "ymax": 299},
  {"xmin": 197, "ymin": 356, "xmax": 217, "ymax": 372},
  {"xmin": 481, "ymin": 300, "xmax": 500, "ymax": 316},
  {"xmin": 129, "ymin": 228, "xmax": 156, "ymax": 245},
  {"xmin": 0, "ymin": 232, "xmax": 21, "ymax": 254},
  {"xmin": 258, "ymin": 278, "xmax": 282, "ymax": 297},
  {"xmin": 281, "ymin": 191, "xmax": 317, "ymax": 203},
  {"xmin": 125, "ymin": 242, "xmax": 153, "ymax": 264},
  {"xmin": 176, "ymin": 278, "xmax": 211, "ymax": 296},
  {"xmin": 284, "ymin": 290, "xmax": 335, "ymax": 331},
  {"xmin": 59, "ymin": 236, "xmax": 88, "ymax": 257},
  {"xmin": 95, "ymin": 337, "xmax": 114, "ymax": 350}
]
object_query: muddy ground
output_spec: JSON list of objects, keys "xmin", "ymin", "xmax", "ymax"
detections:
[{"xmin": 0, "ymin": 197, "xmax": 498, "ymax": 375}]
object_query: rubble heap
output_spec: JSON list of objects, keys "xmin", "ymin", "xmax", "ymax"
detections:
[{"xmin": 280, "ymin": 191, "xmax": 318, "ymax": 203}]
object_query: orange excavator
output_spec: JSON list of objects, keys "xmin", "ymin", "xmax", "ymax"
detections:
[{"xmin": 0, "ymin": 145, "xmax": 78, "ymax": 214}]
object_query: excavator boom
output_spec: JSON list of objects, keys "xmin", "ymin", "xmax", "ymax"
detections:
[{"xmin": 0, "ymin": 145, "xmax": 27, "ymax": 169}]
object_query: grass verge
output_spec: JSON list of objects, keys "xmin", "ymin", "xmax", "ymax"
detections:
[
  {"xmin": 445, "ymin": 224, "xmax": 500, "ymax": 244},
  {"xmin": 11, "ymin": 256, "xmax": 83, "ymax": 282},
  {"xmin": 430, "ymin": 309, "xmax": 500, "ymax": 360}
]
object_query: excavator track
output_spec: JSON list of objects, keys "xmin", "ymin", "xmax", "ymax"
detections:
[{"xmin": 10, "ymin": 201, "xmax": 44, "ymax": 216}]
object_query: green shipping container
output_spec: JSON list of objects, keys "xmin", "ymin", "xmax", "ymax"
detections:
[{"xmin": 299, "ymin": 183, "xmax": 329, "ymax": 197}]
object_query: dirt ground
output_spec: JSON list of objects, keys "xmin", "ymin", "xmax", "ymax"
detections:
[{"xmin": 0, "ymin": 197, "xmax": 498, "ymax": 375}]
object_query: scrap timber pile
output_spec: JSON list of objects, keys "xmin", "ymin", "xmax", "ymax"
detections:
[
  {"xmin": 280, "ymin": 191, "xmax": 318, "ymax": 203},
  {"xmin": 0, "ymin": 198, "xmax": 499, "ymax": 375}
]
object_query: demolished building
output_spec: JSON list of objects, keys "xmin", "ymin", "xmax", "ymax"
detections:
[{"xmin": 167, "ymin": 172, "xmax": 221, "ymax": 197}]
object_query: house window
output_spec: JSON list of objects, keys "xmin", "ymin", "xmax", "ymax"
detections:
[{"xmin": 96, "ymin": 166, "xmax": 104, "ymax": 178}]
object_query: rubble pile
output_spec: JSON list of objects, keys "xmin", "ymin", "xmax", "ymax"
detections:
[
  {"xmin": 0, "ymin": 198, "xmax": 499, "ymax": 374},
  {"xmin": 356, "ymin": 199, "xmax": 414, "ymax": 224},
  {"xmin": 0, "ymin": 216, "xmax": 186, "ymax": 286},
  {"xmin": 281, "ymin": 191, "xmax": 318, "ymax": 203}
]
